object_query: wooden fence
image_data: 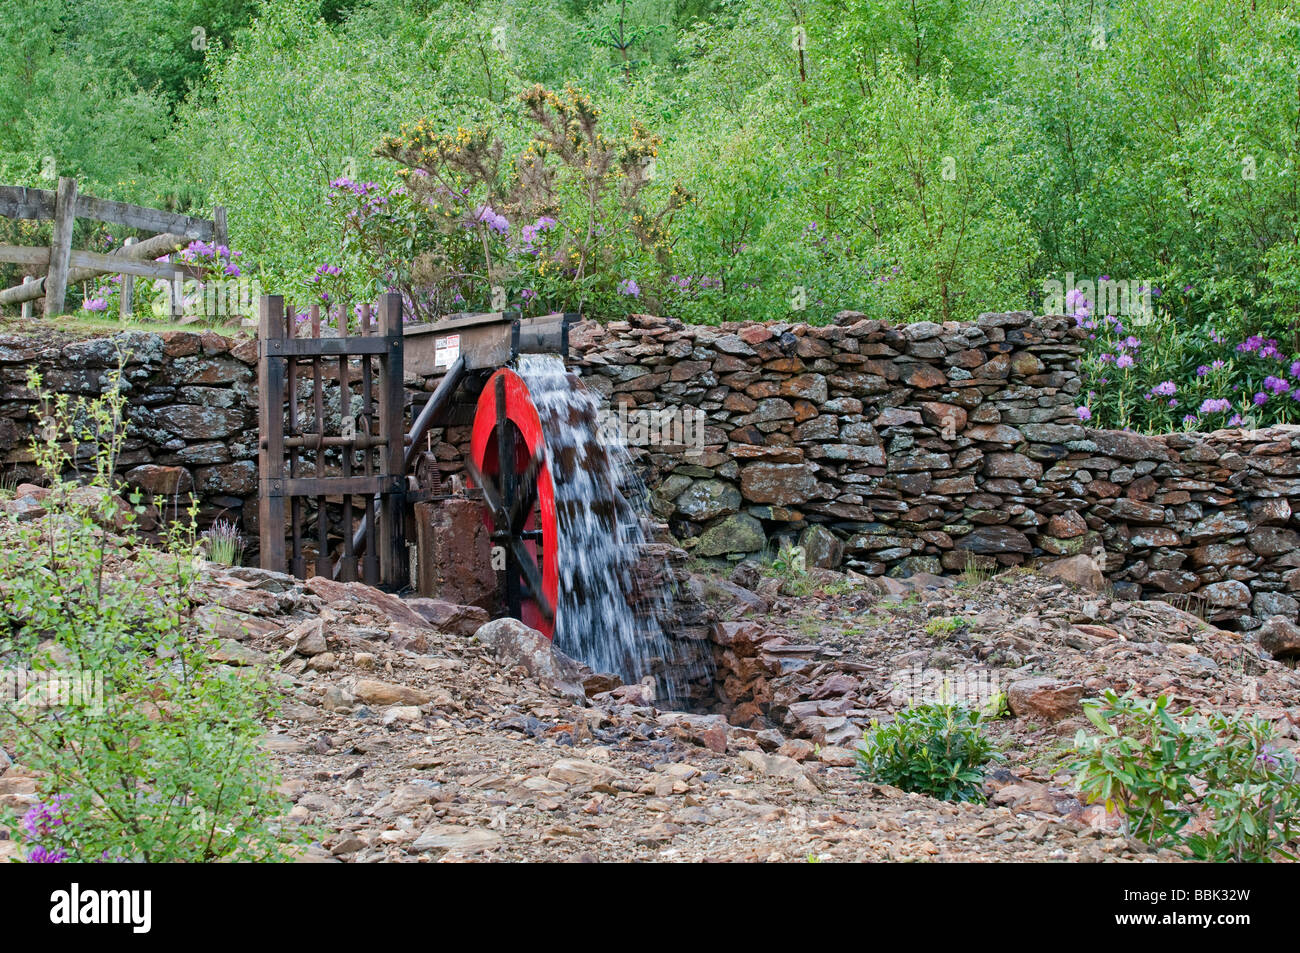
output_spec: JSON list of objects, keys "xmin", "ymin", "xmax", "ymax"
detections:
[{"xmin": 0, "ymin": 178, "xmax": 226, "ymax": 319}]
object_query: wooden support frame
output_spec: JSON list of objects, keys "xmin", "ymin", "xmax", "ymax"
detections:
[{"xmin": 257, "ymin": 293, "xmax": 408, "ymax": 590}]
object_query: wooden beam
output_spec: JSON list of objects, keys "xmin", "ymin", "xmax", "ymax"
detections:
[
  {"xmin": 0, "ymin": 186, "xmax": 54, "ymax": 220},
  {"xmin": 44, "ymin": 177, "xmax": 77, "ymax": 317},
  {"xmin": 119, "ymin": 237, "xmax": 135, "ymax": 320},
  {"xmin": 377, "ymin": 292, "xmax": 407, "ymax": 588},
  {"xmin": 0, "ymin": 232, "xmax": 197, "ymax": 308},
  {"xmin": 0, "ymin": 185, "xmax": 216, "ymax": 239},
  {"xmin": 213, "ymin": 206, "xmax": 229, "ymax": 248},
  {"xmin": 258, "ymin": 296, "xmax": 288, "ymax": 575}
]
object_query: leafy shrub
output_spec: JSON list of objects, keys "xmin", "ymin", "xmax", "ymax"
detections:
[
  {"xmin": 1070, "ymin": 691, "xmax": 1300, "ymax": 862},
  {"xmin": 363, "ymin": 84, "xmax": 688, "ymax": 320},
  {"xmin": 1070, "ymin": 287, "xmax": 1300, "ymax": 433},
  {"xmin": 0, "ymin": 366, "xmax": 297, "ymax": 862},
  {"xmin": 857, "ymin": 702, "xmax": 1001, "ymax": 802}
]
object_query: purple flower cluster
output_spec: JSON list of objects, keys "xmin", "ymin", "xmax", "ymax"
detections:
[
  {"xmin": 617, "ymin": 278, "xmax": 640, "ymax": 298},
  {"xmin": 21, "ymin": 796, "xmax": 70, "ymax": 862},
  {"xmin": 518, "ymin": 216, "xmax": 556, "ymax": 253},
  {"xmin": 1238, "ymin": 335, "xmax": 1283, "ymax": 360},
  {"xmin": 472, "ymin": 205, "xmax": 509, "ymax": 235}
]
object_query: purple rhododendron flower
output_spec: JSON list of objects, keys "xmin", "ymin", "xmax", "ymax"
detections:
[
  {"xmin": 1116, "ymin": 354, "xmax": 1135, "ymax": 369},
  {"xmin": 1254, "ymin": 392, "xmax": 1269, "ymax": 406},
  {"xmin": 617, "ymin": 278, "xmax": 640, "ymax": 297},
  {"xmin": 1076, "ymin": 406, "xmax": 1092, "ymax": 421},
  {"xmin": 27, "ymin": 846, "xmax": 67, "ymax": 863},
  {"xmin": 1153, "ymin": 380, "xmax": 1176, "ymax": 397},
  {"xmin": 1265, "ymin": 375, "xmax": 1290, "ymax": 394},
  {"xmin": 1200, "ymin": 398, "xmax": 1231, "ymax": 414},
  {"xmin": 472, "ymin": 205, "xmax": 509, "ymax": 235}
]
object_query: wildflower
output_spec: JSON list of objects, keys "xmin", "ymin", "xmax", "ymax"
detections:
[
  {"xmin": 1152, "ymin": 381, "xmax": 1176, "ymax": 397},
  {"xmin": 1076, "ymin": 406, "xmax": 1092, "ymax": 421},
  {"xmin": 1254, "ymin": 392, "xmax": 1269, "ymax": 406},
  {"xmin": 1200, "ymin": 398, "xmax": 1231, "ymax": 414},
  {"xmin": 1265, "ymin": 375, "xmax": 1290, "ymax": 394},
  {"xmin": 83, "ymin": 297, "xmax": 108, "ymax": 312},
  {"xmin": 1212, "ymin": 359, "xmax": 1226, "ymax": 371},
  {"xmin": 1116, "ymin": 354, "xmax": 1134, "ymax": 369},
  {"xmin": 1291, "ymin": 359, "xmax": 1300, "ymax": 379},
  {"xmin": 22, "ymin": 797, "xmax": 69, "ymax": 839},
  {"xmin": 1229, "ymin": 414, "xmax": 1245, "ymax": 426},
  {"xmin": 1183, "ymin": 414, "xmax": 1198, "ymax": 426},
  {"xmin": 27, "ymin": 846, "xmax": 67, "ymax": 863},
  {"xmin": 472, "ymin": 205, "xmax": 509, "ymax": 235},
  {"xmin": 617, "ymin": 278, "xmax": 640, "ymax": 297},
  {"xmin": 1196, "ymin": 365, "xmax": 1209, "ymax": 377}
]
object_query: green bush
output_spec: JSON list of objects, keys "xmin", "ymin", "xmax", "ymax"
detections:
[
  {"xmin": 857, "ymin": 702, "xmax": 1001, "ymax": 802},
  {"xmin": 1070, "ymin": 691, "xmax": 1300, "ymax": 862},
  {"xmin": 0, "ymin": 365, "xmax": 298, "ymax": 863}
]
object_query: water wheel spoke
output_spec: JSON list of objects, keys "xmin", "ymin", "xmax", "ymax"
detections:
[
  {"xmin": 461, "ymin": 453, "xmax": 508, "ymax": 527},
  {"xmin": 511, "ymin": 538, "xmax": 553, "ymax": 621},
  {"xmin": 509, "ymin": 447, "xmax": 545, "ymax": 532}
]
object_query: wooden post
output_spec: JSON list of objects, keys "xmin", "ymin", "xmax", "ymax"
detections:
[
  {"xmin": 44, "ymin": 176, "xmax": 77, "ymax": 317},
  {"xmin": 119, "ymin": 237, "xmax": 135, "ymax": 320},
  {"xmin": 213, "ymin": 206, "xmax": 229, "ymax": 249},
  {"xmin": 170, "ymin": 269, "xmax": 185, "ymax": 321},
  {"xmin": 258, "ymin": 295, "xmax": 288, "ymax": 573},
  {"xmin": 20, "ymin": 276, "xmax": 32, "ymax": 322},
  {"xmin": 376, "ymin": 293, "xmax": 406, "ymax": 588}
]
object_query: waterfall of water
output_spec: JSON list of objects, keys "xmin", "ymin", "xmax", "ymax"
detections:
[{"xmin": 514, "ymin": 353, "xmax": 702, "ymax": 706}]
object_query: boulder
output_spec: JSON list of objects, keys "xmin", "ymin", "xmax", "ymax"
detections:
[
  {"xmin": 1257, "ymin": 616, "xmax": 1300, "ymax": 660},
  {"xmin": 1007, "ymin": 677, "xmax": 1085, "ymax": 721},
  {"xmin": 474, "ymin": 617, "xmax": 586, "ymax": 703},
  {"xmin": 694, "ymin": 513, "xmax": 767, "ymax": 557},
  {"xmin": 798, "ymin": 524, "xmax": 844, "ymax": 569},
  {"xmin": 1041, "ymin": 553, "xmax": 1105, "ymax": 592}
]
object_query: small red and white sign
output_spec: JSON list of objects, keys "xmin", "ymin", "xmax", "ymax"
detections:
[{"xmin": 434, "ymin": 333, "xmax": 460, "ymax": 368}]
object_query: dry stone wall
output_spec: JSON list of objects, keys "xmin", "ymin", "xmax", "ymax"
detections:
[
  {"xmin": 0, "ymin": 329, "xmax": 260, "ymax": 528},
  {"xmin": 8, "ymin": 312, "xmax": 1300, "ymax": 633},
  {"xmin": 562, "ymin": 312, "xmax": 1300, "ymax": 632}
]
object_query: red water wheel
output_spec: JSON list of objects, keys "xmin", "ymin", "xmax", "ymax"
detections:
[{"xmin": 465, "ymin": 369, "xmax": 559, "ymax": 637}]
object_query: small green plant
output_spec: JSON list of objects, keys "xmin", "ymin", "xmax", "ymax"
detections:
[
  {"xmin": 924, "ymin": 615, "xmax": 968, "ymax": 638},
  {"xmin": 768, "ymin": 541, "xmax": 807, "ymax": 576},
  {"xmin": 1070, "ymin": 691, "xmax": 1300, "ymax": 862},
  {"xmin": 0, "ymin": 364, "xmax": 299, "ymax": 863},
  {"xmin": 202, "ymin": 518, "xmax": 245, "ymax": 566},
  {"xmin": 958, "ymin": 554, "xmax": 994, "ymax": 588},
  {"xmin": 857, "ymin": 701, "xmax": 1002, "ymax": 802}
]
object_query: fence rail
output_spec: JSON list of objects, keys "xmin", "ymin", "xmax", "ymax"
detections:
[{"xmin": 0, "ymin": 177, "xmax": 227, "ymax": 319}]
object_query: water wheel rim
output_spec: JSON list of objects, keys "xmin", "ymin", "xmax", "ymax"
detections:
[{"xmin": 468, "ymin": 367, "xmax": 559, "ymax": 638}]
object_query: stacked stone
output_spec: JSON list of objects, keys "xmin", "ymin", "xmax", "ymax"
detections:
[
  {"xmin": 567, "ymin": 310, "xmax": 1084, "ymax": 578},
  {"xmin": 1044, "ymin": 425, "xmax": 1300, "ymax": 630},
  {"xmin": 0, "ymin": 329, "xmax": 260, "ymax": 527},
  {"xmin": 709, "ymin": 619, "xmax": 866, "ymax": 741}
]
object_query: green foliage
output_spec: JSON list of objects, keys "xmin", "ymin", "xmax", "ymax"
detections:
[
  {"xmin": 4, "ymin": 0, "xmax": 1300, "ymax": 337},
  {"xmin": 0, "ymin": 364, "xmax": 298, "ymax": 863},
  {"xmin": 1071, "ymin": 691, "xmax": 1300, "ymax": 862},
  {"xmin": 857, "ymin": 702, "xmax": 1001, "ymax": 802},
  {"xmin": 923, "ymin": 615, "xmax": 967, "ymax": 638}
]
